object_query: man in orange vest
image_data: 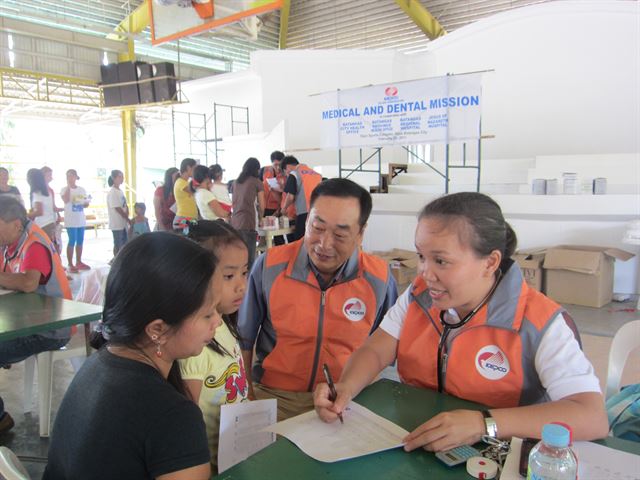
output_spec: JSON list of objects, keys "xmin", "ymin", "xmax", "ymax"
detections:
[
  {"xmin": 280, "ymin": 156, "xmax": 322, "ymax": 241},
  {"xmin": 238, "ymin": 178, "xmax": 398, "ymax": 420},
  {"xmin": 0, "ymin": 196, "xmax": 72, "ymax": 434}
]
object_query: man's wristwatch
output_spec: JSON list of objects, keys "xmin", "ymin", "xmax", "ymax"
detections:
[{"xmin": 482, "ymin": 410, "xmax": 498, "ymax": 438}]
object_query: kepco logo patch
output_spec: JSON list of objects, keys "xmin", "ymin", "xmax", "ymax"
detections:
[
  {"xmin": 384, "ymin": 86, "xmax": 398, "ymax": 100},
  {"xmin": 475, "ymin": 345, "xmax": 510, "ymax": 380},
  {"xmin": 342, "ymin": 298, "xmax": 366, "ymax": 322}
]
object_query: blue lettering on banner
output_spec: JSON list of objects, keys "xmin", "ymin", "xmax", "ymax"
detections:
[
  {"xmin": 385, "ymin": 101, "xmax": 428, "ymax": 114},
  {"xmin": 429, "ymin": 96, "xmax": 479, "ymax": 109},
  {"xmin": 322, "ymin": 107, "xmax": 361, "ymax": 120},
  {"xmin": 363, "ymin": 105, "xmax": 384, "ymax": 115}
]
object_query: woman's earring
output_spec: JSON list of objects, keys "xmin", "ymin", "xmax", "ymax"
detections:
[{"xmin": 151, "ymin": 334, "xmax": 162, "ymax": 357}]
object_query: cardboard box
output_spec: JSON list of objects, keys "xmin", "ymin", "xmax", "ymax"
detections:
[
  {"xmin": 372, "ymin": 248, "xmax": 419, "ymax": 288},
  {"xmin": 513, "ymin": 248, "xmax": 546, "ymax": 292},
  {"xmin": 543, "ymin": 245, "xmax": 634, "ymax": 308}
]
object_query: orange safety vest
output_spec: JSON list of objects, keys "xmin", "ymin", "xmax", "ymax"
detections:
[
  {"xmin": 291, "ymin": 164, "xmax": 321, "ymax": 216},
  {"xmin": 397, "ymin": 263, "xmax": 579, "ymax": 408},
  {"xmin": 258, "ymin": 240, "xmax": 390, "ymax": 392},
  {"xmin": 262, "ymin": 166, "xmax": 284, "ymax": 211},
  {"xmin": 2, "ymin": 221, "xmax": 71, "ymax": 300}
]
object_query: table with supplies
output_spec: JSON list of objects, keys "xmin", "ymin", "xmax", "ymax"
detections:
[
  {"xmin": 257, "ymin": 226, "xmax": 295, "ymax": 250},
  {"xmin": 213, "ymin": 379, "xmax": 640, "ymax": 479}
]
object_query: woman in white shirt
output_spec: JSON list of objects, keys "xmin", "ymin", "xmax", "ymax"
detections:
[
  {"xmin": 192, "ymin": 166, "xmax": 230, "ymax": 221},
  {"xmin": 27, "ymin": 168, "xmax": 57, "ymax": 243},
  {"xmin": 209, "ymin": 164, "xmax": 232, "ymax": 213},
  {"xmin": 314, "ymin": 192, "xmax": 608, "ymax": 452}
]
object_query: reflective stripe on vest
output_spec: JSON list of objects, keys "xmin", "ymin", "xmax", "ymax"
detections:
[
  {"xmin": 397, "ymin": 263, "xmax": 577, "ymax": 408},
  {"xmin": 292, "ymin": 164, "xmax": 321, "ymax": 216},
  {"xmin": 258, "ymin": 240, "xmax": 389, "ymax": 392},
  {"xmin": 4, "ymin": 222, "xmax": 72, "ymax": 300}
]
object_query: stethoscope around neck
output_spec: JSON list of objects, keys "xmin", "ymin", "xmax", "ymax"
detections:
[
  {"xmin": 436, "ymin": 269, "xmax": 503, "ymax": 393},
  {"xmin": 3, "ymin": 221, "xmax": 27, "ymax": 272}
]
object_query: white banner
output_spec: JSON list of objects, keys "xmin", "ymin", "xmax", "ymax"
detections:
[{"xmin": 318, "ymin": 73, "xmax": 482, "ymax": 149}]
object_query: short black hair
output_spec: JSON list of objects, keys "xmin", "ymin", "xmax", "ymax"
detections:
[
  {"xmin": 0, "ymin": 196, "xmax": 27, "ymax": 223},
  {"xmin": 270, "ymin": 151, "xmax": 285, "ymax": 162},
  {"xmin": 180, "ymin": 157, "xmax": 197, "ymax": 174},
  {"xmin": 281, "ymin": 155, "xmax": 299, "ymax": 170},
  {"xmin": 309, "ymin": 178, "xmax": 372, "ymax": 229}
]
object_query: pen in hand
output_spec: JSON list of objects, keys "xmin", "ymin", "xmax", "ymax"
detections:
[{"xmin": 322, "ymin": 363, "xmax": 344, "ymax": 424}]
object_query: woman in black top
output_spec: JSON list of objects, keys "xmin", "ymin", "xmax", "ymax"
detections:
[{"xmin": 45, "ymin": 233, "xmax": 225, "ymax": 480}]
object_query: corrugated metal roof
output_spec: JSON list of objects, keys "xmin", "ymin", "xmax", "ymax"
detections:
[
  {"xmin": 1, "ymin": 0, "xmax": 566, "ymax": 75},
  {"xmin": 286, "ymin": 0, "xmax": 555, "ymax": 52}
]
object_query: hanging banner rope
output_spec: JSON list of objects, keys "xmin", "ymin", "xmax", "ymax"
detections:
[{"xmin": 318, "ymin": 73, "xmax": 483, "ymax": 149}]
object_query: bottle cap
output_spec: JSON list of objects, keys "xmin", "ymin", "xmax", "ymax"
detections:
[
  {"xmin": 466, "ymin": 456, "xmax": 498, "ymax": 479},
  {"xmin": 541, "ymin": 423, "xmax": 570, "ymax": 448}
]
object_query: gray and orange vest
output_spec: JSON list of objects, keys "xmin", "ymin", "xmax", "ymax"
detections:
[
  {"xmin": 3, "ymin": 221, "xmax": 71, "ymax": 300},
  {"xmin": 258, "ymin": 240, "xmax": 390, "ymax": 392},
  {"xmin": 397, "ymin": 263, "xmax": 580, "ymax": 408},
  {"xmin": 291, "ymin": 164, "xmax": 321, "ymax": 216},
  {"xmin": 2, "ymin": 221, "xmax": 72, "ymax": 339}
]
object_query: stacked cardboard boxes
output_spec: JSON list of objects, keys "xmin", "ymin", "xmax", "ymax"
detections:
[
  {"xmin": 514, "ymin": 245, "xmax": 634, "ymax": 308},
  {"xmin": 372, "ymin": 249, "xmax": 418, "ymax": 293}
]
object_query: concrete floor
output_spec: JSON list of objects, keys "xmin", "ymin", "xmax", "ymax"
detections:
[{"xmin": 1, "ymin": 228, "xmax": 639, "ymax": 478}]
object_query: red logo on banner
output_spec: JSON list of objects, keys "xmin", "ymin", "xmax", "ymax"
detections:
[{"xmin": 385, "ymin": 86, "xmax": 398, "ymax": 96}]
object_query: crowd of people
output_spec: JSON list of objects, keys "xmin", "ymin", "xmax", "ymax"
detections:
[{"xmin": 0, "ymin": 155, "xmax": 610, "ymax": 479}]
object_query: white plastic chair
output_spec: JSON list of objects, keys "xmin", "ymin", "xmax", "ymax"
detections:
[
  {"xmin": 23, "ymin": 333, "xmax": 87, "ymax": 437},
  {"xmin": 0, "ymin": 446, "xmax": 31, "ymax": 480},
  {"xmin": 605, "ymin": 320, "xmax": 640, "ymax": 400}
]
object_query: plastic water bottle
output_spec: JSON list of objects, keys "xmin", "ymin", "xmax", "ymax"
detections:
[{"xmin": 527, "ymin": 424, "xmax": 577, "ymax": 480}]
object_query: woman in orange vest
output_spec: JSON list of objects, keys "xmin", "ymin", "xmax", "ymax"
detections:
[
  {"xmin": 314, "ymin": 192, "xmax": 608, "ymax": 451},
  {"xmin": 0, "ymin": 195, "xmax": 72, "ymax": 434}
]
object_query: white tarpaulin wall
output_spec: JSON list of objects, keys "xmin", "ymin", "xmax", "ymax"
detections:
[{"xmin": 318, "ymin": 73, "xmax": 483, "ymax": 149}]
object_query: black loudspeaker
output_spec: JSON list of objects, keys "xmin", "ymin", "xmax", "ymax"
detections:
[
  {"xmin": 136, "ymin": 62, "xmax": 155, "ymax": 104},
  {"xmin": 117, "ymin": 61, "xmax": 140, "ymax": 106},
  {"xmin": 153, "ymin": 62, "xmax": 177, "ymax": 102},
  {"xmin": 100, "ymin": 63, "xmax": 120, "ymax": 107}
]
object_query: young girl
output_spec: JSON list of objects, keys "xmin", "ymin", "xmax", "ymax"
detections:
[
  {"xmin": 130, "ymin": 202, "xmax": 151, "ymax": 238},
  {"xmin": 191, "ymin": 165, "xmax": 231, "ymax": 221},
  {"xmin": 26, "ymin": 168, "xmax": 57, "ymax": 245},
  {"xmin": 45, "ymin": 233, "xmax": 222, "ymax": 479},
  {"xmin": 180, "ymin": 220, "xmax": 250, "ymax": 474}
]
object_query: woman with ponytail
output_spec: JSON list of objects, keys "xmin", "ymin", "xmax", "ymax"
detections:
[
  {"xmin": 314, "ymin": 192, "xmax": 607, "ymax": 451},
  {"xmin": 45, "ymin": 233, "xmax": 223, "ymax": 480},
  {"xmin": 106, "ymin": 169, "xmax": 129, "ymax": 257}
]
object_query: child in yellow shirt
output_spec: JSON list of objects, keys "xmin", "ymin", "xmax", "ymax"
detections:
[{"xmin": 180, "ymin": 220, "xmax": 250, "ymax": 473}]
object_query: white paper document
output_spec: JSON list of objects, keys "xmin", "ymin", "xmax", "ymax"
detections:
[
  {"xmin": 266, "ymin": 177, "xmax": 282, "ymax": 191},
  {"xmin": 501, "ymin": 437, "xmax": 640, "ymax": 480},
  {"xmin": 574, "ymin": 441, "xmax": 640, "ymax": 480},
  {"xmin": 261, "ymin": 401, "xmax": 409, "ymax": 463},
  {"xmin": 218, "ymin": 399, "xmax": 277, "ymax": 473}
]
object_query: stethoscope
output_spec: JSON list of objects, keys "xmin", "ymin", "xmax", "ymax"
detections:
[
  {"xmin": 436, "ymin": 269, "xmax": 503, "ymax": 392},
  {"xmin": 3, "ymin": 222, "xmax": 27, "ymax": 272}
]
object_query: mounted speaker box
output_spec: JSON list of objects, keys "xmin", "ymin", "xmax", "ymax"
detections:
[
  {"xmin": 117, "ymin": 61, "xmax": 140, "ymax": 106},
  {"xmin": 153, "ymin": 62, "xmax": 177, "ymax": 102},
  {"xmin": 136, "ymin": 62, "xmax": 155, "ymax": 104},
  {"xmin": 100, "ymin": 63, "xmax": 120, "ymax": 107}
]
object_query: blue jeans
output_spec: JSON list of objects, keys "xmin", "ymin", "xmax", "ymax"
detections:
[
  {"xmin": 0, "ymin": 335, "xmax": 70, "ymax": 365},
  {"xmin": 0, "ymin": 335, "xmax": 68, "ymax": 418},
  {"xmin": 112, "ymin": 229, "xmax": 128, "ymax": 256}
]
